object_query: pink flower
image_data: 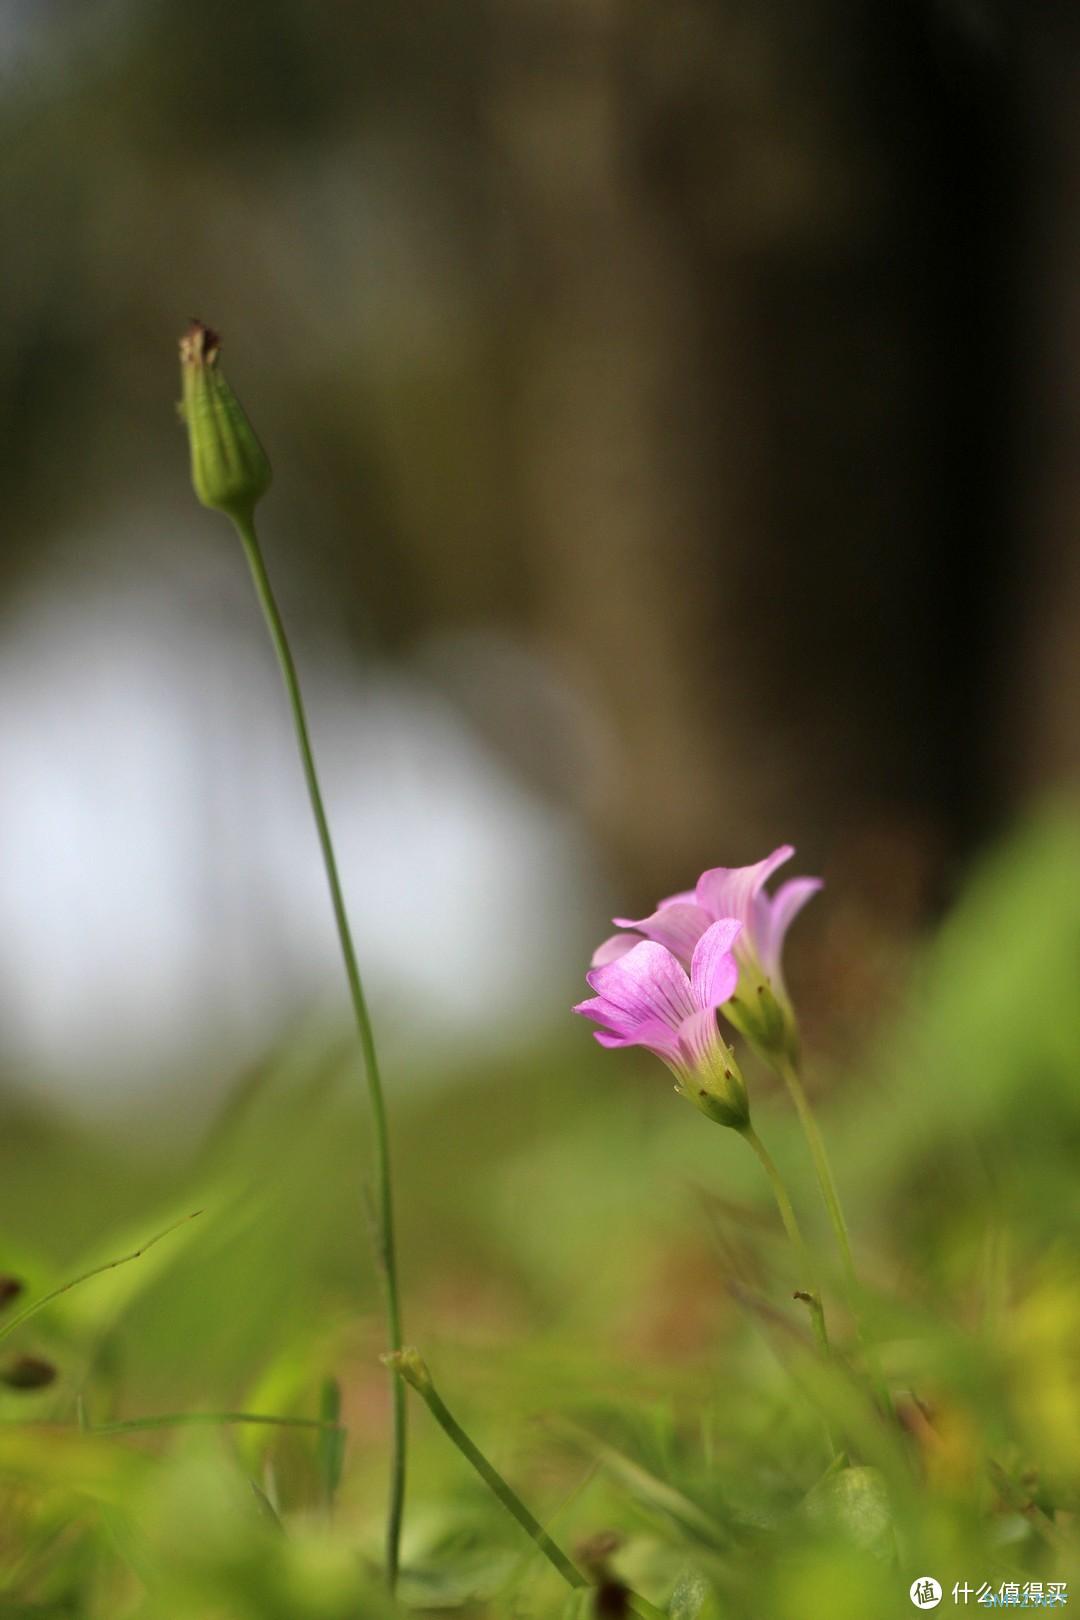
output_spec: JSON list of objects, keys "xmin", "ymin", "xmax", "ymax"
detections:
[
  {"xmin": 591, "ymin": 846, "xmax": 821, "ymax": 1064},
  {"xmin": 573, "ymin": 919, "xmax": 749, "ymax": 1127}
]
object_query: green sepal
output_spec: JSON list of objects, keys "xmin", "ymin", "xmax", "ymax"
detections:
[{"xmin": 725, "ymin": 975, "xmax": 800, "ymax": 1070}]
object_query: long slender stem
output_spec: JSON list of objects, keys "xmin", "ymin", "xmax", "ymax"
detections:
[
  {"xmin": 777, "ymin": 1055, "xmax": 892, "ymax": 1418},
  {"xmin": 776, "ymin": 1057, "xmax": 856, "ymax": 1282},
  {"xmin": 234, "ymin": 516, "xmax": 406, "ymax": 1589},
  {"xmin": 738, "ymin": 1124, "xmax": 829, "ymax": 1357},
  {"xmin": 387, "ymin": 1351, "xmax": 667, "ymax": 1620},
  {"xmin": 738, "ymin": 1123, "xmax": 840, "ymax": 1463}
]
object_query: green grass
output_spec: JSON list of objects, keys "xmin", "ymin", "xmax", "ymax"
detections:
[{"xmin": 1, "ymin": 809, "xmax": 1078, "ymax": 1617}]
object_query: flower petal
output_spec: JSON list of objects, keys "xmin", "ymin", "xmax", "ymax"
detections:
[
  {"xmin": 585, "ymin": 939, "xmax": 697, "ymax": 1034},
  {"xmin": 572, "ymin": 993, "xmax": 646, "ymax": 1041},
  {"xmin": 657, "ymin": 888, "xmax": 696, "ymax": 909},
  {"xmin": 574, "ymin": 993, "xmax": 682, "ymax": 1064},
  {"xmin": 611, "ymin": 902, "xmax": 713, "ymax": 966},
  {"xmin": 695, "ymin": 846, "xmax": 794, "ymax": 928},
  {"xmin": 675, "ymin": 1006, "xmax": 727, "ymax": 1073},
  {"xmin": 758, "ymin": 876, "xmax": 822, "ymax": 977},
  {"xmin": 593, "ymin": 1028, "xmax": 632, "ymax": 1048},
  {"xmin": 689, "ymin": 918, "xmax": 742, "ymax": 1008},
  {"xmin": 590, "ymin": 932, "xmax": 639, "ymax": 968},
  {"xmin": 573, "ymin": 994, "xmax": 618, "ymax": 1024},
  {"xmin": 595, "ymin": 1015, "xmax": 682, "ymax": 1063}
]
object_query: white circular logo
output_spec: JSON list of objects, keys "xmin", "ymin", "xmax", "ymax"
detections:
[{"xmin": 909, "ymin": 1577, "xmax": 942, "ymax": 1609}]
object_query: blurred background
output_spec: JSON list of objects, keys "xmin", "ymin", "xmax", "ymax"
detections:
[
  {"xmin": 2, "ymin": 0, "xmax": 1077, "ymax": 1116},
  {"xmin": 0, "ymin": 0, "xmax": 1078, "ymax": 1148},
  {"xmin": 2, "ymin": 5, "xmax": 1080, "ymax": 1611}
]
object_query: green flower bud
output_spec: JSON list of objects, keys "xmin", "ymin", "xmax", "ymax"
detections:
[{"xmin": 179, "ymin": 321, "xmax": 271, "ymax": 524}]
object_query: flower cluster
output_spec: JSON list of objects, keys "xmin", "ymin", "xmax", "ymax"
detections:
[{"xmin": 574, "ymin": 846, "xmax": 820, "ymax": 1125}]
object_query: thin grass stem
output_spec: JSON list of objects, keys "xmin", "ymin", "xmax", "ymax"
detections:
[
  {"xmin": 89, "ymin": 1412, "xmax": 343, "ymax": 1435},
  {"xmin": 0, "ymin": 1211, "xmax": 202, "ymax": 1347},
  {"xmin": 387, "ymin": 1349, "xmax": 584, "ymax": 1589},
  {"xmin": 385, "ymin": 1350, "xmax": 667, "ymax": 1619}
]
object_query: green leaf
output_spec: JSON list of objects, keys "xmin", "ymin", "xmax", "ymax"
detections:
[
  {"xmin": 801, "ymin": 1465, "xmax": 893, "ymax": 1561},
  {"xmin": 316, "ymin": 1377, "xmax": 345, "ymax": 1511},
  {"xmin": 669, "ymin": 1568, "xmax": 719, "ymax": 1620}
]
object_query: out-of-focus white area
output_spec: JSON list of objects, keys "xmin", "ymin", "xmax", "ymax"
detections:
[{"xmin": 0, "ymin": 522, "xmax": 603, "ymax": 1110}]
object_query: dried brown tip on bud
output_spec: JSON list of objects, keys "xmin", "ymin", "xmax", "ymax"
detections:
[
  {"xmin": 180, "ymin": 319, "xmax": 221, "ymax": 366},
  {"xmin": 179, "ymin": 321, "xmax": 271, "ymax": 520},
  {"xmin": 0, "ymin": 1276, "xmax": 24, "ymax": 1311},
  {"xmin": 1, "ymin": 1354, "xmax": 58, "ymax": 1390}
]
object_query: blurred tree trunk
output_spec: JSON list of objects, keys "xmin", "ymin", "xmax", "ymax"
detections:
[
  {"xmin": 496, "ymin": 0, "xmax": 1022, "ymax": 904},
  {"xmin": 494, "ymin": 0, "xmax": 755, "ymax": 899},
  {"xmin": 0, "ymin": 0, "xmax": 1064, "ymax": 919},
  {"xmin": 1016, "ymin": 4, "xmax": 1080, "ymax": 796}
]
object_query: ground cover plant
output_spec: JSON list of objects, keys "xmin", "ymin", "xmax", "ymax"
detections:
[{"xmin": 0, "ymin": 333, "xmax": 1077, "ymax": 1620}]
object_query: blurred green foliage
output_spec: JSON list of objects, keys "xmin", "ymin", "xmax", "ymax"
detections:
[{"xmin": 1, "ymin": 808, "xmax": 1079, "ymax": 1615}]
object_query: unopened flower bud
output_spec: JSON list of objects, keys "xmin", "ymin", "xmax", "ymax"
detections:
[
  {"xmin": 179, "ymin": 321, "xmax": 271, "ymax": 525},
  {"xmin": 1, "ymin": 1354, "xmax": 57, "ymax": 1390}
]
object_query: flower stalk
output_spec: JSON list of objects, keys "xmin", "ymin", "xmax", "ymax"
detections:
[
  {"xmin": 736, "ymin": 1124, "xmax": 840, "ymax": 1463},
  {"xmin": 234, "ymin": 513, "xmax": 408, "ymax": 1587},
  {"xmin": 738, "ymin": 1123, "xmax": 829, "ymax": 1359},
  {"xmin": 775, "ymin": 1053, "xmax": 893, "ymax": 1419},
  {"xmin": 178, "ymin": 325, "xmax": 407, "ymax": 1589}
]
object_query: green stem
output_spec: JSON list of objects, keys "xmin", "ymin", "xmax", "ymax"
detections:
[
  {"xmin": 738, "ymin": 1123, "xmax": 841, "ymax": 1464},
  {"xmin": 234, "ymin": 516, "xmax": 406, "ymax": 1589},
  {"xmin": 777, "ymin": 1055, "xmax": 893, "ymax": 1419},
  {"xmin": 387, "ymin": 1351, "xmax": 667, "ymax": 1619},
  {"xmin": 738, "ymin": 1124, "xmax": 830, "ymax": 1357},
  {"xmin": 397, "ymin": 1356, "xmax": 584, "ymax": 1588},
  {"xmin": 626, "ymin": 1592, "xmax": 670, "ymax": 1619},
  {"xmin": 776, "ymin": 1057, "xmax": 856, "ymax": 1282}
]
